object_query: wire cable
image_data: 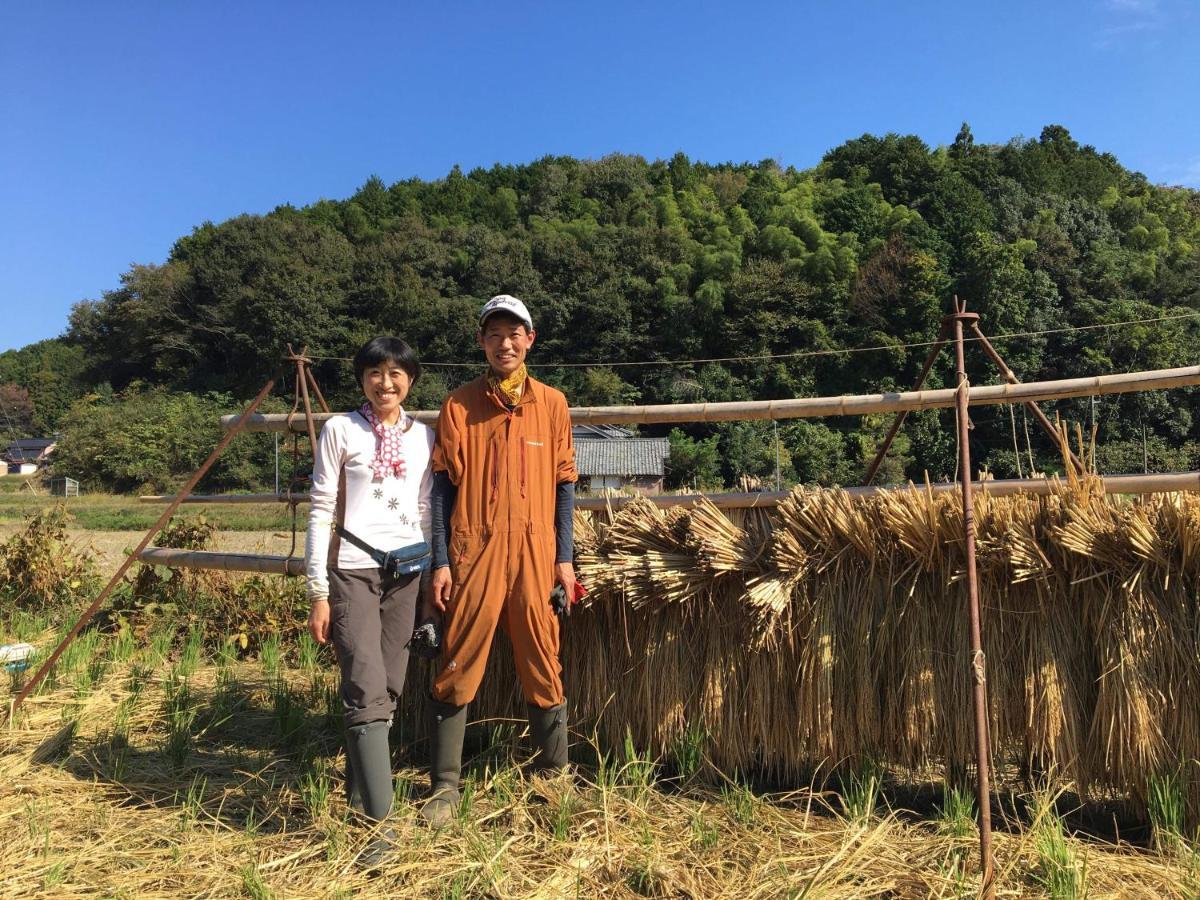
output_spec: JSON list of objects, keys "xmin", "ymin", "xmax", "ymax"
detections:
[{"xmin": 303, "ymin": 309, "xmax": 1200, "ymax": 370}]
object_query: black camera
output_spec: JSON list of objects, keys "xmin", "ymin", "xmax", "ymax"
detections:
[{"xmin": 407, "ymin": 616, "xmax": 442, "ymax": 660}]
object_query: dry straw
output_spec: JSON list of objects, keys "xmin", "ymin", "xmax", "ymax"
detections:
[
  {"xmin": 2, "ymin": 627, "xmax": 1196, "ymax": 895},
  {"xmin": 439, "ymin": 477, "xmax": 1200, "ymax": 827}
]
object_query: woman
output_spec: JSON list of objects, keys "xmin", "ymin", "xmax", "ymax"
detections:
[{"xmin": 305, "ymin": 336, "xmax": 433, "ymax": 863}]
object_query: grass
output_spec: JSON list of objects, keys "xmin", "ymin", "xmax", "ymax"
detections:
[
  {"xmin": 0, "ymin": 491, "xmax": 304, "ymax": 531},
  {"xmin": 1, "ymin": 639, "xmax": 1196, "ymax": 898},
  {"xmin": 1030, "ymin": 795, "xmax": 1090, "ymax": 899}
]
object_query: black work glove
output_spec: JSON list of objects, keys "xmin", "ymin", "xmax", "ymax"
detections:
[{"xmin": 550, "ymin": 584, "xmax": 570, "ymax": 618}]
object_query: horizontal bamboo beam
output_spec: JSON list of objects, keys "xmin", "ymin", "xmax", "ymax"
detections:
[
  {"xmin": 138, "ymin": 471, "xmax": 1200, "ymax": 515},
  {"xmin": 220, "ymin": 365, "xmax": 1200, "ymax": 432},
  {"xmin": 136, "ymin": 548, "xmax": 305, "ymax": 576},
  {"xmin": 574, "ymin": 471, "xmax": 1200, "ymax": 509},
  {"xmin": 138, "ymin": 493, "xmax": 306, "ymax": 504}
]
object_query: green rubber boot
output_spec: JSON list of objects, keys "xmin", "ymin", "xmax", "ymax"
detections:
[
  {"xmin": 420, "ymin": 698, "xmax": 467, "ymax": 829},
  {"xmin": 345, "ymin": 720, "xmax": 395, "ymax": 868},
  {"xmin": 526, "ymin": 701, "xmax": 569, "ymax": 772},
  {"xmin": 343, "ymin": 732, "xmax": 364, "ymax": 814}
]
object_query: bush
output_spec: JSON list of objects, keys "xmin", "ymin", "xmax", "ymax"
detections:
[
  {"xmin": 0, "ymin": 505, "xmax": 98, "ymax": 614},
  {"xmin": 52, "ymin": 384, "xmax": 288, "ymax": 494},
  {"xmin": 108, "ymin": 516, "xmax": 307, "ymax": 656}
]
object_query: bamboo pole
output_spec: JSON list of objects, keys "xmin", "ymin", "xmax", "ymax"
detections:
[
  {"xmin": 137, "ymin": 492, "xmax": 309, "ymax": 504},
  {"xmin": 219, "ymin": 364, "xmax": 1200, "ymax": 432},
  {"xmin": 137, "ymin": 470, "xmax": 1200, "ymax": 511},
  {"xmin": 136, "ymin": 548, "xmax": 304, "ymax": 576}
]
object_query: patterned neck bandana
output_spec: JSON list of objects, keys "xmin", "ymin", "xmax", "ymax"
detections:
[
  {"xmin": 359, "ymin": 403, "xmax": 408, "ymax": 480},
  {"xmin": 487, "ymin": 364, "xmax": 528, "ymax": 408}
]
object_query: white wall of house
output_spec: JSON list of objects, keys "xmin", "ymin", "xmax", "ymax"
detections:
[
  {"xmin": 5, "ymin": 463, "xmax": 38, "ymax": 476},
  {"xmin": 592, "ymin": 475, "xmax": 625, "ymax": 490}
]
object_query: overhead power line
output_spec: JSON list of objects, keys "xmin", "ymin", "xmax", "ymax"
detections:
[{"xmin": 305, "ymin": 309, "xmax": 1200, "ymax": 370}]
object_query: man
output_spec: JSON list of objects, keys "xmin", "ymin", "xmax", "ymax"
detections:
[{"xmin": 422, "ymin": 294, "xmax": 577, "ymax": 828}]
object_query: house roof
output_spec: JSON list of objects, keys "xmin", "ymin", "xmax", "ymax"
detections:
[
  {"xmin": 572, "ymin": 424, "xmax": 634, "ymax": 441},
  {"xmin": 575, "ymin": 438, "xmax": 670, "ymax": 477},
  {"xmin": 3, "ymin": 439, "xmax": 55, "ymax": 464}
]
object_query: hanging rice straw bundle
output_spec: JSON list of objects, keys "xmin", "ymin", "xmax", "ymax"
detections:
[
  {"xmin": 686, "ymin": 497, "xmax": 758, "ymax": 576},
  {"xmin": 572, "ymin": 509, "xmax": 600, "ymax": 554}
]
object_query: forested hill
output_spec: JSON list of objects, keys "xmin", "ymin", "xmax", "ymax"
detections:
[{"xmin": 4, "ymin": 123, "xmax": 1200, "ymax": 490}]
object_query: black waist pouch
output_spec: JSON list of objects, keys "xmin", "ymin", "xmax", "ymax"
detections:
[{"xmin": 336, "ymin": 527, "xmax": 431, "ymax": 577}]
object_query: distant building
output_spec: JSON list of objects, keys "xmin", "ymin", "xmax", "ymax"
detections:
[
  {"xmin": 572, "ymin": 425, "xmax": 671, "ymax": 494},
  {"xmin": 3, "ymin": 438, "xmax": 56, "ymax": 476}
]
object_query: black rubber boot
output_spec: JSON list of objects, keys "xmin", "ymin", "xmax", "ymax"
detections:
[
  {"xmin": 420, "ymin": 698, "xmax": 467, "ymax": 828},
  {"xmin": 527, "ymin": 701, "xmax": 569, "ymax": 772},
  {"xmin": 345, "ymin": 720, "xmax": 395, "ymax": 867}
]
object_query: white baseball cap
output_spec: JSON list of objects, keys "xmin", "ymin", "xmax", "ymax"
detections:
[{"xmin": 479, "ymin": 294, "xmax": 533, "ymax": 331}]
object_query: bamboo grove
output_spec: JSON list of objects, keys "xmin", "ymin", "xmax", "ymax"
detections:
[{"xmin": 398, "ymin": 477, "xmax": 1200, "ymax": 827}]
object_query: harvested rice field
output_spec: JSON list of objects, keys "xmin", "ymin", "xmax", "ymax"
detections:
[
  {"xmin": 1, "ymin": 637, "xmax": 1196, "ymax": 899},
  {"xmin": 4, "ymin": 476, "xmax": 1200, "ymax": 896}
]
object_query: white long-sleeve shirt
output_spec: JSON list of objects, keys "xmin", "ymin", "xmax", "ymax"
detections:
[{"xmin": 304, "ymin": 411, "xmax": 434, "ymax": 600}]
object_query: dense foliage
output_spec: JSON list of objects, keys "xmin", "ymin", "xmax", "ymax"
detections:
[{"xmin": 5, "ymin": 124, "xmax": 1199, "ymax": 490}]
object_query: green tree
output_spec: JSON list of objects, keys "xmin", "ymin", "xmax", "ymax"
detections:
[{"xmin": 666, "ymin": 428, "xmax": 722, "ymax": 489}]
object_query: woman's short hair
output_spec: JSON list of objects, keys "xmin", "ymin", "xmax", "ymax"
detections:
[{"xmin": 353, "ymin": 337, "xmax": 422, "ymax": 388}]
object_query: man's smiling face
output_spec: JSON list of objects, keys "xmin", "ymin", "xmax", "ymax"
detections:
[{"xmin": 479, "ymin": 313, "xmax": 535, "ymax": 377}]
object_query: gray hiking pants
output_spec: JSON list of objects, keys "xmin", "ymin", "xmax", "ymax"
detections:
[{"xmin": 328, "ymin": 566, "xmax": 420, "ymax": 727}]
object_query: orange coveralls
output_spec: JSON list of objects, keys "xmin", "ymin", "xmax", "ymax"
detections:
[{"xmin": 431, "ymin": 375, "xmax": 576, "ymax": 708}]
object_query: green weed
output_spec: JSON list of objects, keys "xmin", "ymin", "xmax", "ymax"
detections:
[
  {"xmin": 670, "ymin": 723, "xmax": 707, "ymax": 783},
  {"xmin": 690, "ymin": 807, "xmax": 720, "ymax": 850},
  {"xmin": 721, "ymin": 774, "xmax": 757, "ymax": 827},
  {"xmin": 162, "ymin": 672, "xmax": 196, "ymax": 769},
  {"xmin": 181, "ymin": 775, "xmax": 207, "ymax": 829},
  {"xmin": 43, "ymin": 860, "xmax": 67, "ymax": 889},
  {"xmin": 107, "ymin": 627, "xmax": 137, "ymax": 664},
  {"xmin": 1031, "ymin": 798, "xmax": 1088, "ymax": 900},
  {"xmin": 937, "ymin": 783, "xmax": 976, "ymax": 839},
  {"xmin": 299, "ymin": 762, "xmax": 332, "ymax": 821},
  {"xmin": 840, "ymin": 759, "xmax": 884, "ymax": 825},
  {"xmin": 620, "ymin": 726, "xmax": 657, "ymax": 801},
  {"xmin": 177, "ymin": 627, "xmax": 203, "ymax": 678},
  {"xmin": 552, "ymin": 792, "xmax": 575, "ymax": 841},
  {"xmin": 239, "ymin": 863, "xmax": 272, "ymax": 900},
  {"xmin": 259, "ymin": 634, "xmax": 282, "ymax": 683},
  {"xmin": 271, "ymin": 680, "xmax": 307, "ymax": 749},
  {"xmin": 1147, "ymin": 768, "xmax": 1193, "ymax": 853},
  {"xmin": 295, "ymin": 630, "xmax": 320, "ymax": 673}
]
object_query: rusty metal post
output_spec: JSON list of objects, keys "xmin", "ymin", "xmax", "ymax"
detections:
[
  {"xmin": 287, "ymin": 345, "xmax": 321, "ymax": 454},
  {"xmin": 5, "ymin": 376, "xmax": 278, "ymax": 722},
  {"xmin": 949, "ymin": 298, "xmax": 995, "ymax": 898},
  {"xmin": 305, "ymin": 364, "xmax": 331, "ymax": 414},
  {"xmin": 863, "ymin": 322, "xmax": 949, "ymax": 485}
]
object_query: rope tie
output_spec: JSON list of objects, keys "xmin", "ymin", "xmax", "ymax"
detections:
[{"xmin": 973, "ymin": 649, "xmax": 987, "ymax": 685}]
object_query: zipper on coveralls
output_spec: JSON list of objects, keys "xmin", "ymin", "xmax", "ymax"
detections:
[
  {"xmin": 520, "ymin": 442, "xmax": 527, "ymax": 499},
  {"xmin": 490, "ymin": 442, "xmax": 499, "ymax": 505}
]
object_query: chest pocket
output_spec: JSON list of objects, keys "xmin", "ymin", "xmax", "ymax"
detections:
[{"xmin": 521, "ymin": 436, "xmax": 553, "ymax": 497}]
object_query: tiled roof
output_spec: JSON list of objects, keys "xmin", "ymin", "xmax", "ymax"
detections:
[
  {"xmin": 572, "ymin": 424, "xmax": 634, "ymax": 440},
  {"xmin": 575, "ymin": 438, "xmax": 670, "ymax": 477},
  {"xmin": 3, "ymin": 439, "xmax": 55, "ymax": 464}
]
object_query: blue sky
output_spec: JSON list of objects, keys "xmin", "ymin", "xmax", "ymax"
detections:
[{"xmin": 2, "ymin": 0, "xmax": 1197, "ymax": 353}]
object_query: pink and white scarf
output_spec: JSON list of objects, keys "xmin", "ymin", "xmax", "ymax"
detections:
[{"xmin": 360, "ymin": 403, "xmax": 408, "ymax": 480}]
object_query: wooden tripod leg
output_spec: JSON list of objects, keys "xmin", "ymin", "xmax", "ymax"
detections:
[
  {"xmin": 969, "ymin": 324, "xmax": 1086, "ymax": 475},
  {"xmin": 863, "ymin": 324, "xmax": 949, "ymax": 485},
  {"xmin": 5, "ymin": 376, "xmax": 278, "ymax": 721}
]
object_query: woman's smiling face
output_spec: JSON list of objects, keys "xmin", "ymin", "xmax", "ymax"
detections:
[{"xmin": 362, "ymin": 362, "xmax": 411, "ymax": 421}]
